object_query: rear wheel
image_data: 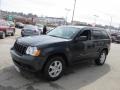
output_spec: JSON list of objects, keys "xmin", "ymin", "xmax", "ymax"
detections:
[
  {"xmin": 11, "ymin": 30, "xmax": 15, "ymax": 36},
  {"xmin": 1, "ymin": 32, "xmax": 6, "ymax": 39},
  {"xmin": 43, "ymin": 56, "xmax": 66, "ymax": 81},
  {"xmin": 95, "ymin": 50, "xmax": 107, "ymax": 65}
]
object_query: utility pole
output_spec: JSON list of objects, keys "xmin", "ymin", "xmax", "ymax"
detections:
[
  {"xmin": 98, "ymin": 11, "xmax": 113, "ymax": 33},
  {"xmin": 71, "ymin": 0, "xmax": 76, "ymax": 24},
  {"xmin": 109, "ymin": 16, "xmax": 112, "ymax": 33},
  {"xmin": 65, "ymin": 8, "xmax": 71, "ymax": 25}
]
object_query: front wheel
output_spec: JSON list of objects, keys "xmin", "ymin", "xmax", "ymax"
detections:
[
  {"xmin": 95, "ymin": 50, "xmax": 107, "ymax": 65},
  {"xmin": 43, "ymin": 56, "xmax": 66, "ymax": 81}
]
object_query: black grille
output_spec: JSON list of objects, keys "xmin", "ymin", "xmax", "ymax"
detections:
[{"xmin": 14, "ymin": 42, "xmax": 27, "ymax": 55}]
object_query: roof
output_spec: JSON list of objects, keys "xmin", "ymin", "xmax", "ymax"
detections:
[{"xmin": 60, "ymin": 25, "xmax": 105, "ymax": 30}]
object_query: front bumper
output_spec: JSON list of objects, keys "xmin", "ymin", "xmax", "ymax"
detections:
[{"xmin": 10, "ymin": 49, "xmax": 46, "ymax": 72}]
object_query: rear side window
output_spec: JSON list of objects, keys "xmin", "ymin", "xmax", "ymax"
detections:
[
  {"xmin": 93, "ymin": 30, "xmax": 109, "ymax": 40},
  {"xmin": 93, "ymin": 30, "xmax": 102, "ymax": 40}
]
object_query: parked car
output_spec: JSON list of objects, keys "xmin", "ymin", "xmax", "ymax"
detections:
[
  {"xmin": 0, "ymin": 20, "xmax": 15, "ymax": 39},
  {"xmin": 10, "ymin": 26, "xmax": 111, "ymax": 81},
  {"xmin": 36, "ymin": 24, "xmax": 54, "ymax": 34},
  {"xmin": 47, "ymin": 27, "xmax": 55, "ymax": 32},
  {"xmin": 15, "ymin": 22, "xmax": 24, "ymax": 28},
  {"xmin": 111, "ymin": 32, "xmax": 120, "ymax": 43},
  {"xmin": 21, "ymin": 25, "xmax": 41, "ymax": 37},
  {"xmin": 36, "ymin": 24, "xmax": 43, "ymax": 33}
]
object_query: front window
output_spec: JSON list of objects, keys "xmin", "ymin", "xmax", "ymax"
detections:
[
  {"xmin": 80, "ymin": 30, "xmax": 91, "ymax": 40},
  {"xmin": 47, "ymin": 26, "xmax": 80, "ymax": 39}
]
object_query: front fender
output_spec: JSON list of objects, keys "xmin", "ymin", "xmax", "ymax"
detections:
[{"xmin": 41, "ymin": 46, "xmax": 72, "ymax": 65}]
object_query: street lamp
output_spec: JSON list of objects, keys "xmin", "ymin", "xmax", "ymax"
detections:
[
  {"xmin": 65, "ymin": 8, "xmax": 71, "ymax": 25},
  {"xmin": 109, "ymin": 16, "xmax": 112, "ymax": 33},
  {"xmin": 93, "ymin": 15, "xmax": 99, "ymax": 25},
  {"xmin": 97, "ymin": 11, "xmax": 113, "ymax": 33},
  {"xmin": 71, "ymin": 0, "xmax": 76, "ymax": 24},
  {"xmin": 0, "ymin": 0, "xmax": 1, "ymax": 18}
]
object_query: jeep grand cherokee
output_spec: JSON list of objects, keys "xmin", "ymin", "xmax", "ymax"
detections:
[{"xmin": 10, "ymin": 26, "xmax": 111, "ymax": 81}]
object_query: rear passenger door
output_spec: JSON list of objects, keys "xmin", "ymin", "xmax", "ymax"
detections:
[{"xmin": 92, "ymin": 29, "xmax": 110, "ymax": 58}]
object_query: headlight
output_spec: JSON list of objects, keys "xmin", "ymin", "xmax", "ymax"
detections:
[{"xmin": 26, "ymin": 46, "xmax": 40, "ymax": 56}]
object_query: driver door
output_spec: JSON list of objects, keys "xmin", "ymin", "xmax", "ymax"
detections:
[{"xmin": 70, "ymin": 29, "xmax": 95, "ymax": 62}]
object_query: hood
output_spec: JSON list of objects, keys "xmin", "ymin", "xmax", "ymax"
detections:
[{"xmin": 16, "ymin": 35, "xmax": 70, "ymax": 46}]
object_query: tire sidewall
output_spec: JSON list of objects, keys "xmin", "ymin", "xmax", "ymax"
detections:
[
  {"xmin": 2, "ymin": 32, "xmax": 5, "ymax": 39},
  {"xmin": 11, "ymin": 30, "xmax": 15, "ymax": 36},
  {"xmin": 96, "ymin": 50, "xmax": 107, "ymax": 65},
  {"xmin": 43, "ymin": 56, "xmax": 65, "ymax": 81}
]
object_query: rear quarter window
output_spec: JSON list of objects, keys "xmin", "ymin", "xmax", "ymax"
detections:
[{"xmin": 101, "ymin": 30, "xmax": 110, "ymax": 39}]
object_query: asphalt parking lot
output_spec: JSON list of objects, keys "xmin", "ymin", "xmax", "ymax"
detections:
[{"xmin": 0, "ymin": 29, "xmax": 120, "ymax": 90}]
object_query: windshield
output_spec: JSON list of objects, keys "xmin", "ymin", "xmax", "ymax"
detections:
[
  {"xmin": 8, "ymin": 21, "xmax": 14, "ymax": 26},
  {"xmin": 0, "ymin": 21, "xmax": 9, "ymax": 26},
  {"xmin": 24, "ymin": 25, "xmax": 37, "ymax": 30},
  {"xmin": 47, "ymin": 26, "xmax": 80, "ymax": 39}
]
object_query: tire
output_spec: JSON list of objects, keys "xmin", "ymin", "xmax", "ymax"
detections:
[
  {"xmin": 11, "ymin": 30, "xmax": 15, "ymax": 36},
  {"xmin": 1, "ymin": 32, "xmax": 6, "ymax": 39},
  {"xmin": 43, "ymin": 56, "xmax": 66, "ymax": 81},
  {"xmin": 95, "ymin": 50, "xmax": 107, "ymax": 65}
]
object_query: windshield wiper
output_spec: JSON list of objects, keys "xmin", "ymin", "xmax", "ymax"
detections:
[
  {"xmin": 49, "ymin": 35, "xmax": 58, "ymax": 37},
  {"xmin": 48, "ymin": 35, "xmax": 60, "ymax": 38}
]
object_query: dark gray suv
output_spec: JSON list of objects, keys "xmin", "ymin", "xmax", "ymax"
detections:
[{"xmin": 10, "ymin": 26, "xmax": 111, "ymax": 81}]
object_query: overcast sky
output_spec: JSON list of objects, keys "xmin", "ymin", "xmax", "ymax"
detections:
[{"xmin": 1, "ymin": 0, "xmax": 120, "ymax": 27}]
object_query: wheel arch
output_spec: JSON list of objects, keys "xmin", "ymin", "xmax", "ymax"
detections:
[
  {"xmin": 42, "ymin": 53, "xmax": 69, "ymax": 71},
  {"xmin": 102, "ymin": 48, "xmax": 108, "ymax": 55}
]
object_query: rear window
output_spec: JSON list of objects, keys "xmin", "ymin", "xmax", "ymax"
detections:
[
  {"xmin": 24, "ymin": 25, "xmax": 38, "ymax": 30},
  {"xmin": 93, "ymin": 30, "xmax": 109, "ymax": 40}
]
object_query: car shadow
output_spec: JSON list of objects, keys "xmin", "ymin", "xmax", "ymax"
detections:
[{"xmin": 0, "ymin": 62, "xmax": 110, "ymax": 90}]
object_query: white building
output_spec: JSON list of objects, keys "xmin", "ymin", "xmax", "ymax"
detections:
[{"xmin": 38, "ymin": 17, "xmax": 66, "ymax": 26}]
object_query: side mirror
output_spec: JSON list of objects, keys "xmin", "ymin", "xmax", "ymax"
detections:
[{"xmin": 76, "ymin": 36, "xmax": 87, "ymax": 41}]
